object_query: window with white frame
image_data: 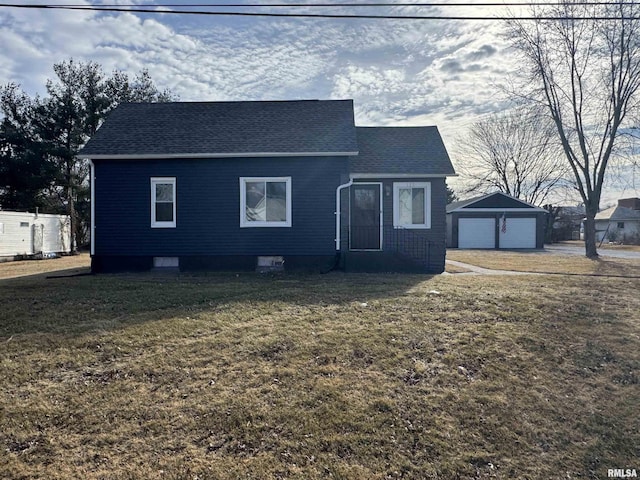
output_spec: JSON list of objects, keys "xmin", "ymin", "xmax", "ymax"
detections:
[
  {"xmin": 240, "ymin": 177, "xmax": 291, "ymax": 227},
  {"xmin": 393, "ymin": 182, "xmax": 431, "ymax": 229},
  {"xmin": 151, "ymin": 177, "xmax": 176, "ymax": 228}
]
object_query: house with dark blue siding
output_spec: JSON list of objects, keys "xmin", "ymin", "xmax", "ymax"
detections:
[{"xmin": 79, "ymin": 100, "xmax": 456, "ymax": 273}]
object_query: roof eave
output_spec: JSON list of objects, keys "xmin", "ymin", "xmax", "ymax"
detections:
[
  {"xmin": 447, "ymin": 192, "xmax": 545, "ymax": 213},
  {"xmin": 350, "ymin": 173, "xmax": 457, "ymax": 179},
  {"xmin": 80, "ymin": 151, "xmax": 359, "ymax": 160},
  {"xmin": 448, "ymin": 207, "xmax": 547, "ymax": 213}
]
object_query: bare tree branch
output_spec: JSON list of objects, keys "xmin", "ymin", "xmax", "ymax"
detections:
[
  {"xmin": 506, "ymin": 0, "xmax": 640, "ymax": 257},
  {"xmin": 457, "ymin": 105, "xmax": 570, "ymax": 206}
]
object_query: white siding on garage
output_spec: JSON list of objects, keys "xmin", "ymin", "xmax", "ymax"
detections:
[
  {"xmin": 459, "ymin": 217, "xmax": 495, "ymax": 248},
  {"xmin": 499, "ymin": 217, "xmax": 536, "ymax": 249}
]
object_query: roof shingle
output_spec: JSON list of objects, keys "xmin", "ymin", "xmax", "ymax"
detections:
[
  {"xmin": 352, "ymin": 126, "xmax": 455, "ymax": 175},
  {"xmin": 595, "ymin": 205, "xmax": 640, "ymax": 221},
  {"xmin": 80, "ymin": 100, "xmax": 358, "ymax": 157}
]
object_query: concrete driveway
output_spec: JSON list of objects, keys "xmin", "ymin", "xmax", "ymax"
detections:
[{"xmin": 545, "ymin": 244, "xmax": 640, "ymax": 259}]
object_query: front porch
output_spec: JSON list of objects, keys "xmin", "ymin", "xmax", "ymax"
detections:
[{"xmin": 339, "ymin": 225, "xmax": 434, "ymax": 273}]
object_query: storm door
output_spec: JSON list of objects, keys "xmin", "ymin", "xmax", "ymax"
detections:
[{"xmin": 350, "ymin": 183, "xmax": 382, "ymax": 250}]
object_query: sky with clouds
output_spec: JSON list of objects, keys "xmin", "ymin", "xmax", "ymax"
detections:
[{"xmin": 0, "ymin": 0, "xmax": 638, "ymax": 206}]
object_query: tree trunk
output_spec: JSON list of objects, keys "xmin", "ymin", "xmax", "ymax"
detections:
[
  {"xmin": 543, "ymin": 205, "xmax": 559, "ymax": 244},
  {"xmin": 583, "ymin": 212, "xmax": 598, "ymax": 258}
]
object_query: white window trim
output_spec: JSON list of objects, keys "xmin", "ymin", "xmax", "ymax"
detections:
[
  {"xmin": 393, "ymin": 182, "xmax": 431, "ymax": 229},
  {"xmin": 240, "ymin": 176, "xmax": 292, "ymax": 228},
  {"xmin": 151, "ymin": 177, "xmax": 176, "ymax": 228}
]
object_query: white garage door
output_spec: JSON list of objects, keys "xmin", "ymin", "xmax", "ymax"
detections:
[
  {"xmin": 458, "ymin": 218, "xmax": 495, "ymax": 249},
  {"xmin": 499, "ymin": 217, "xmax": 537, "ymax": 249}
]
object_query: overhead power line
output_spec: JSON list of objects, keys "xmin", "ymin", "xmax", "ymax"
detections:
[
  {"xmin": 38, "ymin": 2, "xmax": 640, "ymax": 6},
  {"xmin": 0, "ymin": 3, "xmax": 638, "ymax": 20}
]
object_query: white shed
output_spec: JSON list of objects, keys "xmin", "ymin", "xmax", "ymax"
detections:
[{"xmin": 0, "ymin": 211, "xmax": 71, "ymax": 258}]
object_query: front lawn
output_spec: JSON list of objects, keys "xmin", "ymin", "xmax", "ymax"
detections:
[
  {"xmin": 0, "ymin": 268, "xmax": 638, "ymax": 479},
  {"xmin": 447, "ymin": 249, "xmax": 640, "ymax": 276}
]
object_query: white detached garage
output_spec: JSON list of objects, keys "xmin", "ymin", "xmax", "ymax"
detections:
[{"xmin": 446, "ymin": 192, "xmax": 547, "ymax": 249}]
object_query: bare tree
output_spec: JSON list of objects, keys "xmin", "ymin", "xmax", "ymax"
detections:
[
  {"xmin": 458, "ymin": 106, "xmax": 568, "ymax": 205},
  {"xmin": 507, "ymin": 1, "xmax": 640, "ymax": 257},
  {"xmin": 1, "ymin": 59, "xmax": 176, "ymax": 250}
]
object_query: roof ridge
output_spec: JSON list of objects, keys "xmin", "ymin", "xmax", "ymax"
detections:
[
  {"xmin": 356, "ymin": 125, "xmax": 438, "ymax": 129},
  {"xmin": 120, "ymin": 99, "xmax": 353, "ymax": 106}
]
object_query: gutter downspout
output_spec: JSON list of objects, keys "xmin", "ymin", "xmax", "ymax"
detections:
[
  {"xmin": 89, "ymin": 159, "xmax": 95, "ymax": 257},
  {"xmin": 335, "ymin": 179, "xmax": 353, "ymax": 250}
]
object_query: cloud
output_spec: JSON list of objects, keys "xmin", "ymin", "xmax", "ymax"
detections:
[
  {"xmin": 0, "ymin": 3, "xmax": 636, "ymax": 201},
  {"xmin": 438, "ymin": 59, "xmax": 464, "ymax": 73},
  {"xmin": 467, "ymin": 44, "xmax": 498, "ymax": 60},
  {"xmin": 0, "ymin": 4, "xmax": 514, "ymax": 111}
]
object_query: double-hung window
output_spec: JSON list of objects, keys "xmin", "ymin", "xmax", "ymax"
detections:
[
  {"xmin": 393, "ymin": 182, "xmax": 431, "ymax": 229},
  {"xmin": 151, "ymin": 177, "xmax": 176, "ymax": 228},
  {"xmin": 240, "ymin": 177, "xmax": 291, "ymax": 227}
]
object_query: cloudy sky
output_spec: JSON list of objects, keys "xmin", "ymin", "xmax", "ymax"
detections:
[{"xmin": 1, "ymin": 1, "xmax": 638, "ymax": 205}]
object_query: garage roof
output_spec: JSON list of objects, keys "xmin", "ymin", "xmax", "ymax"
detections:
[{"xmin": 447, "ymin": 192, "xmax": 546, "ymax": 213}]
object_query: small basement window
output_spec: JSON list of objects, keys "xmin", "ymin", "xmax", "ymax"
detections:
[
  {"xmin": 153, "ymin": 257, "xmax": 179, "ymax": 268},
  {"xmin": 618, "ymin": 222, "xmax": 625, "ymax": 229},
  {"xmin": 256, "ymin": 256, "xmax": 284, "ymax": 272},
  {"xmin": 20, "ymin": 222, "xmax": 29, "ymax": 227}
]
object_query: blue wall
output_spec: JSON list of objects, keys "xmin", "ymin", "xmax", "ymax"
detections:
[
  {"xmin": 357, "ymin": 177, "xmax": 448, "ymax": 273},
  {"xmin": 337, "ymin": 178, "xmax": 448, "ymax": 273},
  {"xmin": 94, "ymin": 156, "xmax": 348, "ymax": 261}
]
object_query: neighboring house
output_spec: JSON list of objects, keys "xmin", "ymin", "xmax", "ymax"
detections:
[
  {"xmin": 446, "ymin": 192, "xmax": 547, "ymax": 249},
  {"xmin": 0, "ymin": 210, "xmax": 71, "ymax": 259},
  {"xmin": 79, "ymin": 100, "xmax": 456, "ymax": 273},
  {"xmin": 594, "ymin": 198, "xmax": 640, "ymax": 244}
]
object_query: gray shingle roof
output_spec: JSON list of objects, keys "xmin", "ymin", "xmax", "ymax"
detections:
[
  {"xmin": 446, "ymin": 194, "xmax": 487, "ymax": 212},
  {"xmin": 446, "ymin": 192, "xmax": 545, "ymax": 212},
  {"xmin": 80, "ymin": 100, "xmax": 358, "ymax": 158},
  {"xmin": 595, "ymin": 205, "xmax": 640, "ymax": 221},
  {"xmin": 351, "ymin": 126, "xmax": 455, "ymax": 175}
]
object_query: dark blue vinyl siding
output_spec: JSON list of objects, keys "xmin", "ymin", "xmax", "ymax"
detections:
[
  {"xmin": 343, "ymin": 177, "xmax": 448, "ymax": 273},
  {"xmin": 94, "ymin": 156, "xmax": 348, "ymax": 258}
]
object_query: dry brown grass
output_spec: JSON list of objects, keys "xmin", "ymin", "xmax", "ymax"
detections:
[
  {"xmin": 446, "ymin": 249, "xmax": 640, "ymax": 276},
  {"xmin": 557, "ymin": 240, "xmax": 640, "ymax": 252},
  {"xmin": 1, "ymin": 267, "xmax": 639, "ymax": 479},
  {"xmin": 0, "ymin": 253, "xmax": 90, "ymax": 280}
]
